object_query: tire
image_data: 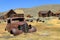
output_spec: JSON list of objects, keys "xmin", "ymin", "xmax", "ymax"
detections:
[
  {"xmin": 29, "ymin": 27, "xmax": 36, "ymax": 33},
  {"xmin": 10, "ymin": 30, "xmax": 14, "ymax": 34},
  {"xmin": 10, "ymin": 28, "xmax": 23, "ymax": 36}
]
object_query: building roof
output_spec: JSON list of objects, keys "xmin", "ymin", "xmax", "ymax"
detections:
[
  {"xmin": 3, "ymin": 9, "xmax": 16, "ymax": 16},
  {"xmin": 39, "ymin": 11, "xmax": 48, "ymax": 14},
  {"xmin": 39, "ymin": 10, "xmax": 53, "ymax": 14},
  {"xmin": 14, "ymin": 9, "xmax": 24, "ymax": 14},
  {"xmin": 2, "ymin": 9, "xmax": 24, "ymax": 16}
]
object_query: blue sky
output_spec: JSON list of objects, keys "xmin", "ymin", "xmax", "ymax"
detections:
[{"xmin": 0, "ymin": 0, "xmax": 60, "ymax": 12}]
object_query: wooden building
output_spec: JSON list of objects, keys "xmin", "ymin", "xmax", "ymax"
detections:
[
  {"xmin": 26, "ymin": 14, "xmax": 33, "ymax": 18},
  {"xmin": 11, "ymin": 14, "xmax": 24, "ymax": 17},
  {"xmin": 38, "ymin": 10, "xmax": 53, "ymax": 17},
  {"xmin": 53, "ymin": 12, "xmax": 60, "ymax": 17},
  {"xmin": 3, "ymin": 9, "xmax": 24, "ymax": 19},
  {"xmin": 4, "ymin": 9, "xmax": 16, "ymax": 19},
  {"xmin": 14, "ymin": 9, "xmax": 24, "ymax": 17}
]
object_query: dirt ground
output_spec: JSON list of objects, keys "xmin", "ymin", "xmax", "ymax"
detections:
[{"xmin": 0, "ymin": 17, "xmax": 60, "ymax": 40}]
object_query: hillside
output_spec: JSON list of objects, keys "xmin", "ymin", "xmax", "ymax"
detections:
[
  {"xmin": 14, "ymin": 4, "xmax": 60, "ymax": 17},
  {"xmin": 1, "ymin": 4, "xmax": 60, "ymax": 17}
]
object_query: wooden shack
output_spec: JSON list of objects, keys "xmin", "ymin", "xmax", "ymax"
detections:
[
  {"xmin": 14, "ymin": 9, "xmax": 24, "ymax": 17},
  {"xmin": 4, "ymin": 9, "xmax": 16, "ymax": 19},
  {"xmin": 26, "ymin": 14, "xmax": 33, "ymax": 18},
  {"xmin": 3, "ymin": 9, "xmax": 24, "ymax": 19},
  {"xmin": 11, "ymin": 14, "xmax": 24, "ymax": 17},
  {"xmin": 38, "ymin": 10, "xmax": 53, "ymax": 17},
  {"xmin": 53, "ymin": 11, "xmax": 60, "ymax": 17}
]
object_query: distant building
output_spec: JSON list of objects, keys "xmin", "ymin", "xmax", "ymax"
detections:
[
  {"xmin": 38, "ymin": 10, "xmax": 53, "ymax": 17},
  {"xmin": 11, "ymin": 14, "xmax": 24, "ymax": 17},
  {"xmin": 26, "ymin": 14, "xmax": 33, "ymax": 18},
  {"xmin": 53, "ymin": 11, "xmax": 60, "ymax": 17},
  {"xmin": 3, "ymin": 9, "xmax": 16, "ymax": 19},
  {"xmin": 3, "ymin": 9, "xmax": 24, "ymax": 19},
  {"xmin": 14, "ymin": 9, "xmax": 24, "ymax": 17}
]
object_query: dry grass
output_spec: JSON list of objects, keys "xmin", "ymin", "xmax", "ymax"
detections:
[{"xmin": 0, "ymin": 18, "xmax": 60, "ymax": 40}]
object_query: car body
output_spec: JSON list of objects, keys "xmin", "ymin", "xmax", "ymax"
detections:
[{"xmin": 5, "ymin": 17, "xmax": 36, "ymax": 36}]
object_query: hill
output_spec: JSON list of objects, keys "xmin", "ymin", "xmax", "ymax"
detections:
[
  {"xmin": 14, "ymin": 4, "xmax": 60, "ymax": 17},
  {"xmin": 1, "ymin": 4, "xmax": 60, "ymax": 17}
]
